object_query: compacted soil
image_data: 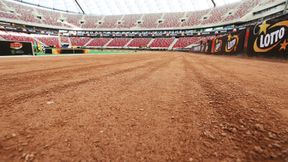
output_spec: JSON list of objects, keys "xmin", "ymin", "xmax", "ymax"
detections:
[{"xmin": 0, "ymin": 52, "xmax": 287, "ymax": 162}]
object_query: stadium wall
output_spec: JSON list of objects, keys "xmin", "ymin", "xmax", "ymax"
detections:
[
  {"xmin": 191, "ymin": 14, "xmax": 288, "ymax": 58},
  {"xmin": 247, "ymin": 14, "xmax": 288, "ymax": 57}
]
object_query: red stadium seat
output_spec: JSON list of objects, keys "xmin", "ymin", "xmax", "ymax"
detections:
[
  {"xmin": 173, "ymin": 37, "xmax": 202, "ymax": 49},
  {"xmin": 0, "ymin": 0, "xmax": 265, "ymax": 29},
  {"xmin": 35, "ymin": 36, "xmax": 60, "ymax": 48},
  {"xmin": 98, "ymin": 15, "xmax": 122, "ymax": 29},
  {"xmin": 118, "ymin": 14, "xmax": 141, "ymax": 29},
  {"xmin": 149, "ymin": 38, "xmax": 174, "ymax": 48},
  {"xmin": 139, "ymin": 13, "xmax": 162, "ymax": 28},
  {"xmin": 70, "ymin": 37, "xmax": 91, "ymax": 46},
  {"xmin": 127, "ymin": 38, "xmax": 152, "ymax": 47},
  {"xmin": 0, "ymin": 31, "xmax": 34, "ymax": 43},
  {"xmin": 158, "ymin": 12, "xmax": 184, "ymax": 28},
  {"xmin": 107, "ymin": 38, "xmax": 131, "ymax": 47},
  {"xmin": 86, "ymin": 38, "xmax": 112, "ymax": 47}
]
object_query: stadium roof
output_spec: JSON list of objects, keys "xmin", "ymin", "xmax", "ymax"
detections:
[{"xmin": 13, "ymin": 0, "xmax": 242, "ymax": 15}]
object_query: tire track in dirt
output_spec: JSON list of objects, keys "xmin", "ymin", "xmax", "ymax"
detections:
[
  {"xmin": 0, "ymin": 55, "xmax": 155, "ymax": 77},
  {"xmin": 0, "ymin": 56, "xmax": 154, "ymax": 82},
  {"xmin": 0, "ymin": 56, "xmax": 159, "ymax": 95},
  {"xmin": 0, "ymin": 57, "xmax": 165, "ymax": 109},
  {"xmin": 189, "ymin": 55, "xmax": 288, "ymax": 119},
  {"xmin": 180, "ymin": 55, "xmax": 233, "ymax": 161},
  {"xmin": 100, "ymin": 56, "xmax": 177, "ymax": 101},
  {"xmin": 184, "ymin": 55, "xmax": 288, "ymax": 161}
]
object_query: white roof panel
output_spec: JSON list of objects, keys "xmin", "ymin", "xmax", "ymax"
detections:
[{"xmin": 12, "ymin": 0, "xmax": 242, "ymax": 15}]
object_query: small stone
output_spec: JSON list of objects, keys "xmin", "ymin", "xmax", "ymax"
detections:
[
  {"xmin": 272, "ymin": 143, "xmax": 281, "ymax": 148},
  {"xmin": 232, "ymin": 128, "xmax": 237, "ymax": 133},
  {"xmin": 282, "ymin": 149, "xmax": 288, "ymax": 154},
  {"xmin": 246, "ymin": 130, "xmax": 251, "ymax": 135},
  {"xmin": 139, "ymin": 109, "xmax": 144, "ymax": 111},
  {"xmin": 11, "ymin": 133, "xmax": 16, "ymax": 137},
  {"xmin": 21, "ymin": 153, "xmax": 27, "ymax": 158},
  {"xmin": 21, "ymin": 142, "xmax": 28, "ymax": 146},
  {"xmin": 100, "ymin": 130, "xmax": 104, "ymax": 133},
  {"xmin": 9, "ymin": 154, "xmax": 16, "ymax": 158},
  {"xmin": 236, "ymin": 158, "xmax": 241, "ymax": 162},
  {"xmin": 203, "ymin": 131, "xmax": 216, "ymax": 140},
  {"xmin": 188, "ymin": 157, "xmax": 193, "ymax": 161},
  {"xmin": 24, "ymin": 153, "xmax": 34, "ymax": 162},
  {"xmin": 171, "ymin": 116, "xmax": 175, "ymax": 119},
  {"xmin": 221, "ymin": 132, "xmax": 227, "ymax": 136},
  {"xmin": 254, "ymin": 146, "xmax": 263, "ymax": 153},
  {"xmin": 26, "ymin": 135, "xmax": 33, "ymax": 139},
  {"xmin": 18, "ymin": 148, "xmax": 23, "ymax": 152},
  {"xmin": 255, "ymin": 124, "xmax": 264, "ymax": 131},
  {"xmin": 270, "ymin": 153, "xmax": 278, "ymax": 158},
  {"xmin": 46, "ymin": 101, "xmax": 54, "ymax": 105},
  {"xmin": 268, "ymin": 132, "xmax": 276, "ymax": 139}
]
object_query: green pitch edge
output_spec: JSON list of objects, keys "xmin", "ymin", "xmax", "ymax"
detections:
[{"xmin": 89, "ymin": 50, "xmax": 130, "ymax": 55}]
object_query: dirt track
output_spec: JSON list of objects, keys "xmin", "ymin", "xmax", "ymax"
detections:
[{"xmin": 0, "ymin": 52, "xmax": 287, "ymax": 162}]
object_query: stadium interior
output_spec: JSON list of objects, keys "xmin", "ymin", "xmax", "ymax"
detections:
[
  {"xmin": 0, "ymin": 0, "xmax": 286, "ymax": 52},
  {"xmin": 0, "ymin": 0, "xmax": 288, "ymax": 161}
]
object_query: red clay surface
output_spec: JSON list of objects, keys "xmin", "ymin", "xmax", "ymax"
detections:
[{"xmin": 0, "ymin": 52, "xmax": 287, "ymax": 162}]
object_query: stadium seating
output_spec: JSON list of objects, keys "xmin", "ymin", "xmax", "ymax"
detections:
[
  {"xmin": 3, "ymin": 0, "xmax": 41, "ymax": 24},
  {"xmin": 224, "ymin": 0, "xmax": 260, "ymax": 21},
  {"xmin": 201, "ymin": 3, "xmax": 239, "ymax": 25},
  {"xmin": 98, "ymin": 15, "xmax": 122, "ymax": 28},
  {"xmin": 0, "ymin": 31, "xmax": 34, "ymax": 43},
  {"xmin": 158, "ymin": 12, "xmax": 184, "ymax": 28},
  {"xmin": 60, "ymin": 37, "xmax": 70, "ymax": 44},
  {"xmin": 139, "ymin": 13, "xmax": 162, "ymax": 28},
  {"xmin": 0, "ymin": 0, "xmax": 266, "ymax": 29},
  {"xmin": 149, "ymin": 38, "xmax": 174, "ymax": 48},
  {"xmin": 35, "ymin": 36, "xmax": 60, "ymax": 48},
  {"xmin": 70, "ymin": 37, "xmax": 91, "ymax": 46},
  {"xmin": 37, "ymin": 9, "xmax": 63, "ymax": 27},
  {"xmin": 0, "ymin": 11, "xmax": 18, "ymax": 20},
  {"xmin": 118, "ymin": 14, "xmax": 141, "ymax": 29},
  {"xmin": 0, "ymin": 0, "xmax": 18, "ymax": 20},
  {"xmin": 107, "ymin": 38, "xmax": 131, "ymax": 47},
  {"xmin": 64, "ymin": 13, "xmax": 84, "ymax": 27},
  {"xmin": 0, "ymin": 30, "xmax": 218, "ymax": 50},
  {"xmin": 127, "ymin": 38, "xmax": 152, "ymax": 47},
  {"xmin": 82, "ymin": 15, "xmax": 103, "ymax": 28},
  {"xmin": 173, "ymin": 37, "xmax": 202, "ymax": 49},
  {"xmin": 87, "ymin": 38, "xmax": 112, "ymax": 47},
  {"xmin": 182, "ymin": 10, "xmax": 209, "ymax": 27}
]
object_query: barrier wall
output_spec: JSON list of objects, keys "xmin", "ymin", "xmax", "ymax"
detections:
[
  {"xmin": 247, "ymin": 14, "xmax": 288, "ymax": 57},
  {"xmin": 210, "ymin": 30, "xmax": 246, "ymax": 55},
  {"xmin": 192, "ymin": 15, "xmax": 287, "ymax": 58},
  {"xmin": 0, "ymin": 40, "xmax": 33, "ymax": 56},
  {"xmin": 191, "ymin": 40, "xmax": 212, "ymax": 54},
  {"xmin": 45, "ymin": 48, "xmax": 88, "ymax": 54}
]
